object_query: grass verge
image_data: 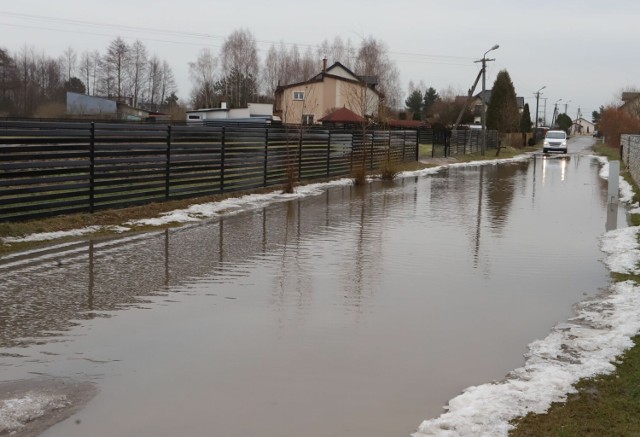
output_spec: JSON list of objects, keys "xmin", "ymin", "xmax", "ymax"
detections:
[
  {"xmin": 510, "ymin": 334, "xmax": 640, "ymax": 436},
  {"xmin": 510, "ymin": 141, "xmax": 640, "ymax": 435}
]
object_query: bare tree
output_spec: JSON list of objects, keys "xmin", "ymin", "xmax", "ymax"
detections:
[
  {"xmin": 429, "ymin": 87, "xmax": 472, "ymax": 126},
  {"xmin": 159, "ymin": 59, "xmax": 176, "ymax": 107},
  {"xmin": 128, "ymin": 40, "xmax": 148, "ymax": 107},
  {"xmin": 317, "ymin": 36, "xmax": 357, "ymax": 69},
  {"xmin": 147, "ymin": 55, "xmax": 162, "ymax": 109},
  {"xmin": 90, "ymin": 50, "xmax": 100, "ymax": 95},
  {"xmin": 262, "ymin": 44, "xmax": 281, "ymax": 97},
  {"xmin": 61, "ymin": 46, "xmax": 76, "ymax": 82},
  {"xmin": 300, "ymin": 46, "xmax": 316, "ymax": 82},
  {"xmin": 220, "ymin": 28, "xmax": 259, "ymax": 107},
  {"xmin": 78, "ymin": 51, "xmax": 93, "ymax": 95},
  {"xmin": 15, "ymin": 45, "xmax": 37, "ymax": 115},
  {"xmin": 355, "ymin": 36, "xmax": 402, "ymax": 112},
  {"xmin": 188, "ymin": 48, "xmax": 217, "ymax": 108},
  {"xmin": 103, "ymin": 37, "xmax": 129, "ymax": 100}
]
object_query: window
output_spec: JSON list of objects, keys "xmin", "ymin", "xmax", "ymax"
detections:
[
  {"xmin": 293, "ymin": 91, "xmax": 305, "ymax": 101},
  {"xmin": 302, "ymin": 114, "xmax": 314, "ymax": 125},
  {"xmin": 188, "ymin": 115, "xmax": 201, "ymax": 120}
]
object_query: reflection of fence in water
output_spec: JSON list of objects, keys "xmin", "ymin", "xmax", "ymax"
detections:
[{"xmin": 0, "ymin": 182, "xmax": 394, "ymax": 348}]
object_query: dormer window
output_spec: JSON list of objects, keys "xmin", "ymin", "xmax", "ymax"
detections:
[{"xmin": 293, "ymin": 91, "xmax": 305, "ymax": 101}]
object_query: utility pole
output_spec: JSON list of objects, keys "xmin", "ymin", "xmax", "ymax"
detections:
[
  {"xmin": 552, "ymin": 99, "xmax": 562, "ymax": 127},
  {"xmin": 564, "ymin": 100, "xmax": 571, "ymax": 114},
  {"xmin": 475, "ymin": 44, "xmax": 499, "ymax": 155},
  {"xmin": 542, "ymin": 98, "xmax": 548, "ymax": 126},
  {"xmin": 534, "ymin": 86, "xmax": 546, "ymax": 129},
  {"xmin": 575, "ymin": 107, "xmax": 581, "ymax": 134}
]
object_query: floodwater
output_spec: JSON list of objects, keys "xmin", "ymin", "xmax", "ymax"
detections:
[{"xmin": 0, "ymin": 137, "xmax": 626, "ymax": 436}]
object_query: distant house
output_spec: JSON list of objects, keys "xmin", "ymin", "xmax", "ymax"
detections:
[
  {"xmin": 459, "ymin": 90, "xmax": 525, "ymax": 125},
  {"xmin": 620, "ymin": 92, "xmax": 640, "ymax": 115},
  {"xmin": 274, "ymin": 60, "xmax": 381, "ymax": 125},
  {"xmin": 571, "ymin": 117, "xmax": 596, "ymax": 135},
  {"xmin": 66, "ymin": 91, "xmax": 153, "ymax": 121},
  {"xmin": 66, "ymin": 92, "xmax": 117, "ymax": 116},
  {"xmin": 185, "ymin": 102, "xmax": 276, "ymax": 124}
]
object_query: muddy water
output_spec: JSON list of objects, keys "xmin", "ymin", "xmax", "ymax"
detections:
[{"xmin": 0, "ymin": 140, "xmax": 626, "ymax": 436}]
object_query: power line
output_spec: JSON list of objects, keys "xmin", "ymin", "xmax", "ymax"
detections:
[
  {"xmin": 0, "ymin": 10, "xmax": 477, "ymax": 64},
  {"xmin": 0, "ymin": 22, "xmax": 224, "ymax": 49}
]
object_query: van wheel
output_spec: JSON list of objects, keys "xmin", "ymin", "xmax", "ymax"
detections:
[{"xmin": 543, "ymin": 148, "xmax": 548, "ymax": 153}]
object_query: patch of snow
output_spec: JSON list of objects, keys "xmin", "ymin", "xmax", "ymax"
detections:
[
  {"xmin": 128, "ymin": 178, "xmax": 353, "ymax": 227},
  {"xmin": 600, "ymin": 226, "xmax": 640, "ymax": 274},
  {"xmin": 1, "ymin": 226, "xmax": 102, "ymax": 244},
  {"xmin": 0, "ymin": 392, "xmax": 69, "ymax": 434}
]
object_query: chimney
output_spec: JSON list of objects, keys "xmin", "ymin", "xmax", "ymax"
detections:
[{"xmin": 322, "ymin": 58, "xmax": 327, "ymax": 72}]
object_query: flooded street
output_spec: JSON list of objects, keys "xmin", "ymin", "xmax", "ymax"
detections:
[{"xmin": 0, "ymin": 137, "xmax": 626, "ymax": 436}]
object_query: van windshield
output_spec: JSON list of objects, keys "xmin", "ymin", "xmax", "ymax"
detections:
[{"xmin": 546, "ymin": 132, "xmax": 566, "ymax": 139}]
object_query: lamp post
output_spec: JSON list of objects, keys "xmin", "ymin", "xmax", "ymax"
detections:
[
  {"xmin": 563, "ymin": 100, "xmax": 572, "ymax": 114},
  {"xmin": 534, "ymin": 86, "xmax": 546, "ymax": 129},
  {"xmin": 476, "ymin": 44, "xmax": 499, "ymax": 155}
]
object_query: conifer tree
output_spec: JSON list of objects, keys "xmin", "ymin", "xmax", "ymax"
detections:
[
  {"xmin": 486, "ymin": 70, "xmax": 519, "ymax": 132},
  {"xmin": 520, "ymin": 103, "xmax": 532, "ymax": 133}
]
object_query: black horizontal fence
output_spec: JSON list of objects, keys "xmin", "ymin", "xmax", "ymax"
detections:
[
  {"xmin": 425, "ymin": 128, "xmax": 498, "ymax": 157},
  {"xmin": 0, "ymin": 121, "xmax": 418, "ymax": 222}
]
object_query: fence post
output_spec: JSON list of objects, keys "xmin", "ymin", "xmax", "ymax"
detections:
[
  {"xmin": 264, "ymin": 127, "xmax": 268, "ymax": 187},
  {"xmin": 327, "ymin": 130, "xmax": 331, "ymax": 177},
  {"xmin": 298, "ymin": 129, "xmax": 303, "ymax": 181},
  {"xmin": 370, "ymin": 130, "xmax": 374, "ymax": 170},
  {"xmin": 166, "ymin": 125, "xmax": 171, "ymax": 200},
  {"xmin": 350, "ymin": 132, "xmax": 354, "ymax": 173},
  {"xmin": 221, "ymin": 126, "xmax": 226, "ymax": 194},
  {"xmin": 431, "ymin": 129, "xmax": 435, "ymax": 158},
  {"xmin": 89, "ymin": 122, "xmax": 95, "ymax": 213}
]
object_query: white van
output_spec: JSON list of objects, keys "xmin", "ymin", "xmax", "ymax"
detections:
[{"xmin": 543, "ymin": 130, "xmax": 568, "ymax": 154}]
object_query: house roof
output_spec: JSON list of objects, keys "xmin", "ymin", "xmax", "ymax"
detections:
[
  {"xmin": 275, "ymin": 61, "xmax": 381, "ymax": 97},
  {"xmin": 473, "ymin": 90, "xmax": 524, "ymax": 108},
  {"xmin": 622, "ymin": 92, "xmax": 640, "ymax": 102},
  {"xmin": 573, "ymin": 117, "xmax": 595, "ymax": 125},
  {"xmin": 319, "ymin": 107, "xmax": 364, "ymax": 123}
]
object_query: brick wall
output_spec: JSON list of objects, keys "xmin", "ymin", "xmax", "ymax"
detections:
[{"xmin": 621, "ymin": 135, "xmax": 640, "ymax": 186}]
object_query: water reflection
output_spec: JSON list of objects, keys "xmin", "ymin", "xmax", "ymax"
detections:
[
  {"xmin": 541, "ymin": 154, "xmax": 569, "ymax": 184},
  {"xmin": 0, "ymin": 154, "xmax": 628, "ymax": 437}
]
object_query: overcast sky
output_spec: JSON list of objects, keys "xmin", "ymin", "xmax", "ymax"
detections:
[{"xmin": 2, "ymin": 1, "xmax": 639, "ymax": 121}]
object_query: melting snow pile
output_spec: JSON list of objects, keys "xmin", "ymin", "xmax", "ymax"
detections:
[
  {"xmin": 413, "ymin": 157, "xmax": 640, "ymax": 436},
  {"xmin": 0, "ymin": 179, "xmax": 354, "ymax": 245},
  {"xmin": 0, "ymin": 392, "xmax": 69, "ymax": 434}
]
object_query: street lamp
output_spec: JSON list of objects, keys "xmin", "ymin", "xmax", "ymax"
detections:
[
  {"xmin": 534, "ymin": 86, "xmax": 546, "ymax": 129},
  {"xmin": 477, "ymin": 44, "xmax": 499, "ymax": 155}
]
